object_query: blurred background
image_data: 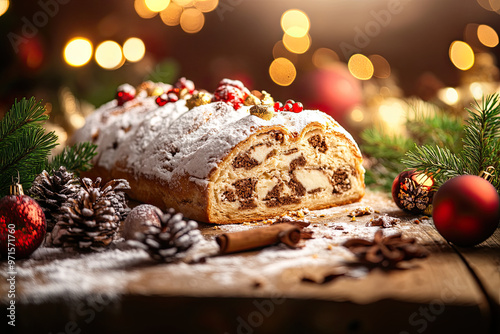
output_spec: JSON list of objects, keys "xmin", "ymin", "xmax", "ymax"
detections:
[{"xmin": 1, "ymin": 0, "xmax": 500, "ymax": 142}]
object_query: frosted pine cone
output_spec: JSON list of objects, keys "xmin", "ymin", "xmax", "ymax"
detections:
[
  {"xmin": 132, "ymin": 208, "xmax": 202, "ymax": 262},
  {"xmin": 52, "ymin": 177, "xmax": 130, "ymax": 251},
  {"xmin": 29, "ymin": 167, "xmax": 81, "ymax": 232}
]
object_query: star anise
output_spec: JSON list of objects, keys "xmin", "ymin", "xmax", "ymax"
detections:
[{"xmin": 343, "ymin": 230, "xmax": 429, "ymax": 268}]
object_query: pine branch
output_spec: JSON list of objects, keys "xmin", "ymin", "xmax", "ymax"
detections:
[
  {"xmin": 462, "ymin": 94, "xmax": 500, "ymax": 176},
  {"xmin": 0, "ymin": 97, "xmax": 49, "ymax": 152},
  {"xmin": 46, "ymin": 142, "xmax": 98, "ymax": 175},
  {"xmin": 0, "ymin": 127, "xmax": 58, "ymax": 195},
  {"xmin": 402, "ymin": 144, "xmax": 467, "ymax": 188}
]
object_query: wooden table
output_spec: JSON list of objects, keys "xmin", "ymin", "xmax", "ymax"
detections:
[{"xmin": 1, "ymin": 190, "xmax": 499, "ymax": 334}]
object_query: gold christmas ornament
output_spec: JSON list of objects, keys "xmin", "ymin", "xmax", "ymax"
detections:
[
  {"xmin": 186, "ymin": 91, "xmax": 212, "ymax": 109},
  {"xmin": 136, "ymin": 81, "xmax": 164, "ymax": 97},
  {"xmin": 259, "ymin": 90, "xmax": 274, "ymax": 105},
  {"xmin": 250, "ymin": 104, "xmax": 276, "ymax": 121},
  {"xmin": 179, "ymin": 88, "xmax": 191, "ymax": 100},
  {"xmin": 244, "ymin": 93, "xmax": 261, "ymax": 106}
]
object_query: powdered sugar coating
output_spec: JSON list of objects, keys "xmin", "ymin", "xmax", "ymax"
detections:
[{"xmin": 73, "ymin": 86, "xmax": 361, "ymax": 189}]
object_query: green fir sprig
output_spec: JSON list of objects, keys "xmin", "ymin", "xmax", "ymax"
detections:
[
  {"xmin": 0, "ymin": 98, "xmax": 58, "ymax": 195},
  {"xmin": 0, "ymin": 97, "xmax": 98, "ymax": 196},
  {"xmin": 45, "ymin": 142, "xmax": 97, "ymax": 176},
  {"xmin": 403, "ymin": 94, "xmax": 500, "ymax": 193},
  {"xmin": 360, "ymin": 99, "xmax": 463, "ymax": 191}
]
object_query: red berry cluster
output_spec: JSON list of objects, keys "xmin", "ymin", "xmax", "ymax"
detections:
[
  {"xmin": 274, "ymin": 99, "xmax": 303, "ymax": 113},
  {"xmin": 174, "ymin": 77, "xmax": 195, "ymax": 93},
  {"xmin": 156, "ymin": 89, "xmax": 180, "ymax": 106},
  {"xmin": 213, "ymin": 79, "xmax": 250, "ymax": 110},
  {"xmin": 156, "ymin": 78, "xmax": 196, "ymax": 106},
  {"xmin": 116, "ymin": 84, "xmax": 136, "ymax": 106}
]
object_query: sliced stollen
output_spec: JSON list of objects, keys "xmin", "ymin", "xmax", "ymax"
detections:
[{"xmin": 72, "ymin": 82, "xmax": 365, "ymax": 224}]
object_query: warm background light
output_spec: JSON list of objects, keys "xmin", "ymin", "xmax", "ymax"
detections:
[
  {"xmin": 369, "ymin": 54, "xmax": 391, "ymax": 79},
  {"xmin": 282, "ymin": 33, "xmax": 311, "ymax": 54},
  {"xmin": 123, "ymin": 37, "xmax": 146, "ymax": 62},
  {"xmin": 449, "ymin": 41, "xmax": 475, "ymax": 70},
  {"xmin": 477, "ymin": 24, "xmax": 499, "ymax": 47},
  {"xmin": 160, "ymin": 2, "xmax": 183, "ymax": 26},
  {"xmin": 135, "ymin": 0, "xmax": 157, "ymax": 18},
  {"xmin": 0, "ymin": 0, "xmax": 9, "ymax": 17},
  {"xmin": 269, "ymin": 57, "xmax": 296, "ymax": 86},
  {"xmin": 174, "ymin": 0, "xmax": 194, "ymax": 6},
  {"xmin": 64, "ymin": 38, "xmax": 93, "ymax": 67},
  {"xmin": 312, "ymin": 48, "xmax": 339, "ymax": 69},
  {"xmin": 180, "ymin": 7, "xmax": 204, "ymax": 33},
  {"xmin": 95, "ymin": 40, "xmax": 124, "ymax": 70},
  {"xmin": 194, "ymin": 0, "xmax": 218, "ymax": 13},
  {"xmin": 145, "ymin": 0, "xmax": 170, "ymax": 12},
  {"xmin": 439, "ymin": 87, "xmax": 460, "ymax": 105},
  {"xmin": 348, "ymin": 54, "xmax": 374, "ymax": 80},
  {"xmin": 281, "ymin": 9, "xmax": 310, "ymax": 38}
]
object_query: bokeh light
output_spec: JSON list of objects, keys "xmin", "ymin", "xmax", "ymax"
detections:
[
  {"xmin": 348, "ymin": 54, "xmax": 374, "ymax": 80},
  {"xmin": 95, "ymin": 40, "xmax": 124, "ymax": 70},
  {"xmin": 282, "ymin": 33, "xmax": 311, "ymax": 54},
  {"xmin": 194, "ymin": 0, "xmax": 218, "ymax": 12},
  {"xmin": 135, "ymin": 0, "xmax": 157, "ymax": 18},
  {"xmin": 350, "ymin": 108, "xmax": 364, "ymax": 122},
  {"xmin": 63, "ymin": 38, "xmax": 93, "ymax": 67},
  {"xmin": 439, "ymin": 87, "xmax": 460, "ymax": 105},
  {"xmin": 312, "ymin": 48, "xmax": 339, "ymax": 68},
  {"xmin": 449, "ymin": 41, "xmax": 475, "ymax": 70},
  {"xmin": 369, "ymin": 54, "xmax": 391, "ymax": 79},
  {"xmin": 160, "ymin": 2, "xmax": 183, "ymax": 26},
  {"xmin": 378, "ymin": 98, "xmax": 406, "ymax": 134},
  {"xmin": 281, "ymin": 9, "xmax": 310, "ymax": 38},
  {"xmin": 145, "ymin": 0, "xmax": 170, "ymax": 12},
  {"xmin": 174, "ymin": 0, "xmax": 194, "ymax": 6},
  {"xmin": 269, "ymin": 57, "xmax": 296, "ymax": 86},
  {"xmin": 0, "ymin": 0, "xmax": 9, "ymax": 17},
  {"xmin": 180, "ymin": 7, "xmax": 204, "ymax": 33},
  {"xmin": 477, "ymin": 24, "xmax": 499, "ymax": 47},
  {"xmin": 470, "ymin": 82, "xmax": 484, "ymax": 99},
  {"xmin": 123, "ymin": 37, "xmax": 146, "ymax": 62}
]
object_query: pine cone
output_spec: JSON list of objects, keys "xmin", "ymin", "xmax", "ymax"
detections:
[
  {"xmin": 52, "ymin": 177, "xmax": 130, "ymax": 251},
  {"xmin": 29, "ymin": 167, "xmax": 81, "ymax": 232},
  {"xmin": 132, "ymin": 208, "xmax": 202, "ymax": 262}
]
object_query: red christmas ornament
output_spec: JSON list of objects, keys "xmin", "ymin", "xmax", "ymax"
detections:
[
  {"xmin": 116, "ymin": 84, "xmax": 136, "ymax": 106},
  {"xmin": 0, "ymin": 181, "xmax": 46, "ymax": 258},
  {"xmin": 432, "ymin": 174, "xmax": 500, "ymax": 247},
  {"xmin": 392, "ymin": 170, "xmax": 435, "ymax": 214}
]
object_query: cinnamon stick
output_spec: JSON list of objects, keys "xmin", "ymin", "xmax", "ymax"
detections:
[{"xmin": 216, "ymin": 223, "xmax": 301, "ymax": 254}]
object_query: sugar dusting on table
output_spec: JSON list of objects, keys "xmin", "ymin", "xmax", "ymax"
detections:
[{"xmin": 0, "ymin": 190, "xmax": 434, "ymax": 304}]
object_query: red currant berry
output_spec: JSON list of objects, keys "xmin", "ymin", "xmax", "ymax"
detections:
[
  {"xmin": 274, "ymin": 101, "xmax": 283, "ymax": 112},
  {"xmin": 292, "ymin": 102, "xmax": 303, "ymax": 113},
  {"xmin": 167, "ymin": 93, "xmax": 179, "ymax": 102},
  {"xmin": 284, "ymin": 103, "xmax": 293, "ymax": 111},
  {"xmin": 116, "ymin": 84, "xmax": 136, "ymax": 106},
  {"xmin": 156, "ymin": 94, "xmax": 168, "ymax": 106},
  {"xmin": 285, "ymin": 99, "xmax": 295, "ymax": 105},
  {"xmin": 174, "ymin": 77, "xmax": 195, "ymax": 93}
]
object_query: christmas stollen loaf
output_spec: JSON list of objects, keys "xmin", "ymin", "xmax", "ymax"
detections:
[{"xmin": 72, "ymin": 79, "xmax": 365, "ymax": 224}]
